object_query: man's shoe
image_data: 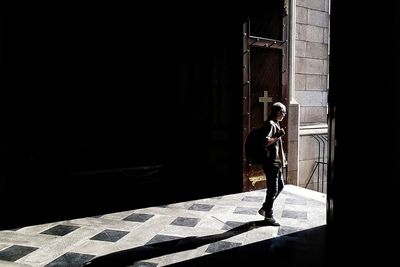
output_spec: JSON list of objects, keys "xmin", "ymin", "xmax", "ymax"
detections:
[
  {"xmin": 258, "ymin": 208, "xmax": 280, "ymax": 226},
  {"xmin": 264, "ymin": 216, "xmax": 280, "ymax": 226},
  {"xmin": 258, "ymin": 208, "xmax": 266, "ymax": 217}
]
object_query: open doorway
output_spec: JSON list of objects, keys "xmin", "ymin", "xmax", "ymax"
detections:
[
  {"xmin": 243, "ymin": 0, "xmax": 289, "ymax": 191},
  {"xmin": 243, "ymin": 0, "xmax": 330, "ymax": 198}
]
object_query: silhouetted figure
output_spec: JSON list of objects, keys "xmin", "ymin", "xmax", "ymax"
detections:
[{"xmin": 258, "ymin": 102, "xmax": 287, "ymax": 226}]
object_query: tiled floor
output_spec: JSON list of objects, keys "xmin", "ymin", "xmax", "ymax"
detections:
[{"xmin": 0, "ymin": 185, "xmax": 326, "ymax": 267}]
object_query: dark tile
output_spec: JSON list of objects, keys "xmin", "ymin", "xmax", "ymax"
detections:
[
  {"xmin": 281, "ymin": 191, "xmax": 326, "ymax": 206},
  {"xmin": 280, "ymin": 191, "xmax": 309, "ymax": 201},
  {"xmin": 45, "ymin": 252, "xmax": 95, "ymax": 267},
  {"xmin": 0, "ymin": 245, "xmax": 38, "ymax": 262},
  {"xmin": 188, "ymin": 203, "xmax": 214, "ymax": 211},
  {"xmin": 205, "ymin": 241, "xmax": 241, "ymax": 253},
  {"xmin": 123, "ymin": 213, "xmax": 154, "ymax": 223},
  {"xmin": 233, "ymin": 207, "xmax": 258, "ymax": 215},
  {"xmin": 285, "ymin": 198, "xmax": 307, "ymax": 205},
  {"xmin": 308, "ymin": 198, "xmax": 326, "ymax": 207},
  {"xmin": 90, "ymin": 229, "xmax": 129, "ymax": 242},
  {"xmin": 170, "ymin": 217, "xmax": 200, "ymax": 227},
  {"xmin": 221, "ymin": 221, "xmax": 246, "ymax": 230},
  {"xmin": 130, "ymin": 261, "xmax": 158, "ymax": 267},
  {"xmin": 277, "ymin": 225, "xmax": 302, "ymax": 236},
  {"xmin": 156, "ymin": 204, "xmax": 169, "ymax": 208},
  {"xmin": 241, "ymin": 196, "xmax": 264, "ymax": 202},
  {"xmin": 145, "ymin": 234, "xmax": 182, "ymax": 245},
  {"xmin": 281, "ymin": 210, "xmax": 308, "ymax": 220},
  {"xmin": 40, "ymin": 225, "xmax": 80, "ymax": 236}
]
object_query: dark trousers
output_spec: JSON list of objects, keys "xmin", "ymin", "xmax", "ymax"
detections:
[{"xmin": 262, "ymin": 163, "xmax": 284, "ymax": 217}]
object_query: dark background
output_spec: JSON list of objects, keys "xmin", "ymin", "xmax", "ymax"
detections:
[
  {"xmin": 0, "ymin": 3, "xmax": 244, "ymax": 228},
  {"xmin": 1, "ymin": 1, "xmax": 400, "ymax": 265},
  {"xmin": 327, "ymin": 1, "xmax": 400, "ymax": 265}
]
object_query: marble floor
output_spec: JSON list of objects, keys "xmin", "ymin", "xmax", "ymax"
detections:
[{"xmin": 0, "ymin": 185, "xmax": 326, "ymax": 267}]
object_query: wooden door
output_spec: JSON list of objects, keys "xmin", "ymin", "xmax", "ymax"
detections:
[{"xmin": 243, "ymin": 0, "xmax": 288, "ymax": 191}]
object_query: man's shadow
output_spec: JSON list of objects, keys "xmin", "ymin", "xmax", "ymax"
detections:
[{"xmin": 83, "ymin": 219, "xmax": 273, "ymax": 267}]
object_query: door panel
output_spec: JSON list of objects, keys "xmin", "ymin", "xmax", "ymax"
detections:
[{"xmin": 250, "ymin": 48, "xmax": 282, "ymax": 128}]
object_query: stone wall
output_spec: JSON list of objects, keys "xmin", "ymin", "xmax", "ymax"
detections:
[
  {"xmin": 295, "ymin": 0, "xmax": 330, "ymax": 192},
  {"xmin": 295, "ymin": 0, "xmax": 330, "ymax": 125}
]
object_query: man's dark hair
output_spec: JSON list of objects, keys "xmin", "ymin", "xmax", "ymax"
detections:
[{"xmin": 270, "ymin": 102, "xmax": 286, "ymax": 119}]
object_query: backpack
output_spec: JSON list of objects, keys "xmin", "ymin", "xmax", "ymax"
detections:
[{"xmin": 245, "ymin": 125, "xmax": 269, "ymax": 165}]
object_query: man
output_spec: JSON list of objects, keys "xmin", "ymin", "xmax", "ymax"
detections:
[{"xmin": 258, "ymin": 102, "xmax": 287, "ymax": 226}]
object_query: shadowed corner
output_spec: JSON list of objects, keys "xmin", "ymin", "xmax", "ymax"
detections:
[
  {"xmin": 167, "ymin": 225, "xmax": 328, "ymax": 267},
  {"xmin": 82, "ymin": 219, "xmax": 273, "ymax": 267}
]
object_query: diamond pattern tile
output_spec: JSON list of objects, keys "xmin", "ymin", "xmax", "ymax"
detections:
[
  {"xmin": 285, "ymin": 198, "xmax": 307, "ymax": 205},
  {"xmin": 90, "ymin": 229, "xmax": 129, "ymax": 242},
  {"xmin": 0, "ymin": 245, "xmax": 38, "ymax": 262},
  {"xmin": 205, "ymin": 241, "xmax": 242, "ymax": 253},
  {"xmin": 131, "ymin": 261, "xmax": 158, "ymax": 267},
  {"xmin": 278, "ymin": 226, "xmax": 302, "ymax": 236},
  {"xmin": 45, "ymin": 252, "xmax": 95, "ymax": 267},
  {"xmin": 188, "ymin": 203, "xmax": 214, "ymax": 211},
  {"xmin": 0, "ymin": 185, "xmax": 326, "ymax": 267},
  {"xmin": 40, "ymin": 225, "xmax": 80, "ymax": 236},
  {"xmin": 221, "ymin": 221, "xmax": 246, "ymax": 230},
  {"xmin": 233, "ymin": 207, "xmax": 258, "ymax": 215},
  {"xmin": 123, "ymin": 213, "xmax": 154, "ymax": 222},
  {"xmin": 145, "ymin": 234, "xmax": 182, "ymax": 246},
  {"xmin": 281, "ymin": 210, "xmax": 308, "ymax": 220},
  {"xmin": 170, "ymin": 217, "xmax": 200, "ymax": 227},
  {"xmin": 241, "ymin": 196, "xmax": 264, "ymax": 202}
]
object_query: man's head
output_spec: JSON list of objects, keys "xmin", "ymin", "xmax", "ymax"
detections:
[{"xmin": 270, "ymin": 102, "xmax": 286, "ymax": 121}]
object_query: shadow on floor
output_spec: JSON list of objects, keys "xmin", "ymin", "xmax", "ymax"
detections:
[
  {"xmin": 167, "ymin": 225, "xmax": 327, "ymax": 267},
  {"xmin": 83, "ymin": 223, "xmax": 327, "ymax": 267}
]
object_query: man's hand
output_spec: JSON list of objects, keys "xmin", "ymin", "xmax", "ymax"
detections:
[{"xmin": 275, "ymin": 128, "xmax": 285, "ymax": 138}]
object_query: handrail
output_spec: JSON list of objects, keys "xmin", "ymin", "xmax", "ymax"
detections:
[{"xmin": 305, "ymin": 134, "xmax": 328, "ymax": 193}]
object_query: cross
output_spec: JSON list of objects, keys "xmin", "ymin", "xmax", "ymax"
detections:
[{"xmin": 259, "ymin": 90, "xmax": 273, "ymax": 120}]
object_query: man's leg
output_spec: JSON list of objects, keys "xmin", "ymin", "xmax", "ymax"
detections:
[
  {"xmin": 259, "ymin": 164, "xmax": 280, "ymax": 225},
  {"xmin": 276, "ymin": 168, "xmax": 284, "ymax": 196}
]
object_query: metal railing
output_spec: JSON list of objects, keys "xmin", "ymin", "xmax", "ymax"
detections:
[{"xmin": 305, "ymin": 134, "xmax": 328, "ymax": 193}]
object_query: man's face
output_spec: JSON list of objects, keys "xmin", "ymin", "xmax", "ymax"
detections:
[{"xmin": 277, "ymin": 110, "xmax": 286, "ymax": 121}]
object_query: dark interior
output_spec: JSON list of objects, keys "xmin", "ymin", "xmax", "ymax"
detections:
[{"xmin": 1, "ymin": 1, "xmax": 400, "ymax": 265}]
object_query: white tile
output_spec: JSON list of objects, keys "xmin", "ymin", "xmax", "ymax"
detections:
[
  {"xmin": 0, "ymin": 260, "xmax": 32, "ymax": 267},
  {"xmin": 0, "ymin": 231, "xmax": 57, "ymax": 247},
  {"xmin": 17, "ymin": 227, "xmax": 100, "ymax": 266},
  {"xmin": 0, "ymin": 185, "xmax": 326, "ymax": 267}
]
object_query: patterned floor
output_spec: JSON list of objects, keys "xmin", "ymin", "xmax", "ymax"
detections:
[{"xmin": 0, "ymin": 185, "xmax": 326, "ymax": 267}]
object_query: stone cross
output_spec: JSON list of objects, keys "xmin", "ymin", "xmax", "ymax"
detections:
[{"xmin": 258, "ymin": 90, "xmax": 273, "ymax": 120}]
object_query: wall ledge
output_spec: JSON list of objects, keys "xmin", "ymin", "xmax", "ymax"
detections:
[{"xmin": 299, "ymin": 123, "xmax": 328, "ymax": 136}]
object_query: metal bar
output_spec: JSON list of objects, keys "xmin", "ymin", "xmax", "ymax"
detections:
[
  {"xmin": 249, "ymin": 35, "xmax": 285, "ymax": 44},
  {"xmin": 249, "ymin": 38, "xmax": 259, "ymax": 46},
  {"xmin": 248, "ymin": 36, "xmax": 285, "ymax": 50},
  {"xmin": 278, "ymin": 40, "xmax": 287, "ymax": 46},
  {"xmin": 305, "ymin": 163, "xmax": 318, "ymax": 189},
  {"xmin": 285, "ymin": 165, "xmax": 288, "ymax": 184},
  {"xmin": 247, "ymin": 21, "xmax": 251, "ymax": 132},
  {"xmin": 315, "ymin": 135, "xmax": 325, "ymax": 192},
  {"xmin": 320, "ymin": 134, "xmax": 327, "ymax": 193},
  {"xmin": 319, "ymin": 135, "xmax": 326, "ymax": 192},
  {"xmin": 312, "ymin": 135, "xmax": 322, "ymax": 192}
]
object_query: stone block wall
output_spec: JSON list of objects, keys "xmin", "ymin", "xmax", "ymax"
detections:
[
  {"xmin": 295, "ymin": 0, "xmax": 330, "ymax": 124},
  {"xmin": 295, "ymin": 0, "xmax": 330, "ymax": 192}
]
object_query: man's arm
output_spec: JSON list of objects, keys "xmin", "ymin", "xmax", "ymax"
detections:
[{"xmin": 264, "ymin": 128, "xmax": 285, "ymax": 146}]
